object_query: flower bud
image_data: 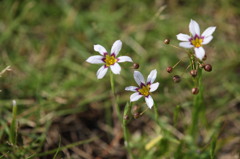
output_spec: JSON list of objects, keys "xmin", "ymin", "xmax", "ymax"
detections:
[
  {"xmin": 166, "ymin": 66, "xmax": 173, "ymax": 73},
  {"xmin": 164, "ymin": 39, "xmax": 170, "ymax": 44},
  {"xmin": 173, "ymin": 75, "xmax": 181, "ymax": 83},
  {"xmin": 204, "ymin": 64, "xmax": 212, "ymax": 72},
  {"xmin": 190, "ymin": 70, "xmax": 197, "ymax": 77},
  {"xmin": 133, "ymin": 63, "xmax": 139, "ymax": 69},
  {"xmin": 133, "ymin": 113, "xmax": 140, "ymax": 119},
  {"xmin": 133, "ymin": 105, "xmax": 139, "ymax": 112},
  {"xmin": 192, "ymin": 88, "xmax": 199, "ymax": 95},
  {"xmin": 123, "ymin": 115, "xmax": 129, "ymax": 120}
]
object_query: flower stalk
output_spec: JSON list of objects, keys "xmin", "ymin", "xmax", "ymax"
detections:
[
  {"xmin": 123, "ymin": 102, "xmax": 134, "ymax": 159},
  {"xmin": 110, "ymin": 71, "xmax": 122, "ymax": 121}
]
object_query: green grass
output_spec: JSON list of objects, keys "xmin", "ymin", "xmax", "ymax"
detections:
[{"xmin": 0, "ymin": 0, "xmax": 240, "ymax": 158}]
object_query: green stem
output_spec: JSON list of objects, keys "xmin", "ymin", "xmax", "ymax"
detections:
[
  {"xmin": 190, "ymin": 67, "xmax": 203, "ymax": 139},
  {"xmin": 123, "ymin": 102, "xmax": 134, "ymax": 159},
  {"xmin": 153, "ymin": 103, "xmax": 159, "ymax": 122},
  {"xmin": 110, "ymin": 71, "xmax": 122, "ymax": 121},
  {"xmin": 10, "ymin": 100, "xmax": 17, "ymax": 145}
]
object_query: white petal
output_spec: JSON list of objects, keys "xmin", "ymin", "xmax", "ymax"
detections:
[
  {"xmin": 145, "ymin": 96, "xmax": 154, "ymax": 109},
  {"xmin": 202, "ymin": 36, "xmax": 213, "ymax": 45},
  {"xmin": 111, "ymin": 40, "xmax": 122, "ymax": 56},
  {"xmin": 194, "ymin": 47, "xmax": 205, "ymax": 60},
  {"xmin": 96, "ymin": 66, "xmax": 108, "ymax": 79},
  {"xmin": 118, "ymin": 56, "xmax": 133, "ymax": 63},
  {"xmin": 147, "ymin": 69, "xmax": 157, "ymax": 84},
  {"xmin": 130, "ymin": 92, "xmax": 143, "ymax": 102},
  {"xmin": 134, "ymin": 71, "xmax": 145, "ymax": 86},
  {"xmin": 94, "ymin": 45, "xmax": 107, "ymax": 55},
  {"xmin": 125, "ymin": 86, "xmax": 138, "ymax": 92},
  {"xmin": 189, "ymin": 19, "xmax": 200, "ymax": 36},
  {"xmin": 179, "ymin": 42, "xmax": 193, "ymax": 48},
  {"xmin": 110, "ymin": 63, "xmax": 121, "ymax": 74},
  {"xmin": 176, "ymin": 33, "xmax": 191, "ymax": 41},
  {"xmin": 86, "ymin": 55, "xmax": 104, "ymax": 64},
  {"xmin": 150, "ymin": 82, "xmax": 159, "ymax": 92},
  {"xmin": 202, "ymin": 27, "xmax": 216, "ymax": 37}
]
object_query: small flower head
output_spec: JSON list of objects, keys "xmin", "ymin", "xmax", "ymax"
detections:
[
  {"xmin": 192, "ymin": 87, "xmax": 199, "ymax": 95},
  {"xmin": 190, "ymin": 70, "xmax": 197, "ymax": 77},
  {"xmin": 125, "ymin": 69, "xmax": 159, "ymax": 109},
  {"xmin": 173, "ymin": 75, "xmax": 181, "ymax": 83},
  {"xmin": 176, "ymin": 19, "xmax": 216, "ymax": 60},
  {"xmin": 86, "ymin": 40, "xmax": 133, "ymax": 79},
  {"xmin": 164, "ymin": 38, "xmax": 170, "ymax": 44},
  {"xmin": 166, "ymin": 66, "xmax": 173, "ymax": 73},
  {"xmin": 204, "ymin": 64, "xmax": 212, "ymax": 72},
  {"xmin": 133, "ymin": 63, "xmax": 140, "ymax": 69}
]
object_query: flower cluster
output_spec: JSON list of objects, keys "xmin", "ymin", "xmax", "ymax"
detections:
[
  {"xmin": 165, "ymin": 19, "xmax": 216, "ymax": 94},
  {"xmin": 86, "ymin": 19, "xmax": 216, "ymax": 107}
]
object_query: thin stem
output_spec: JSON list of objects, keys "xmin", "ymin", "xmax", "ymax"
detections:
[
  {"xmin": 109, "ymin": 71, "xmax": 122, "ymax": 121},
  {"xmin": 123, "ymin": 102, "xmax": 134, "ymax": 159},
  {"xmin": 153, "ymin": 103, "xmax": 159, "ymax": 122},
  {"xmin": 190, "ymin": 65, "xmax": 203, "ymax": 139}
]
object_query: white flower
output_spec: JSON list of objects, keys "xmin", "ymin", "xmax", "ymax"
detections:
[
  {"xmin": 86, "ymin": 40, "xmax": 133, "ymax": 79},
  {"xmin": 176, "ymin": 19, "xmax": 216, "ymax": 60},
  {"xmin": 125, "ymin": 69, "xmax": 159, "ymax": 109}
]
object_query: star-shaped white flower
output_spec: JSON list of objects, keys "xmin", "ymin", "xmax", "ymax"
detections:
[
  {"xmin": 86, "ymin": 40, "xmax": 133, "ymax": 79},
  {"xmin": 125, "ymin": 69, "xmax": 159, "ymax": 109},
  {"xmin": 176, "ymin": 19, "xmax": 216, "ymax": 60}
]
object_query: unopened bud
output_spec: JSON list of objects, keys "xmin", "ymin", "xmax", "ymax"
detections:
[
  {"xmin": 166, "ymin": 67, "xmax": 173, "ymax": 73},
  {"xmin": 204, "ymin": 64, "xmax": 212, "ymax": 72},
  {"xmin": 124, "ymin": 115, "xmax": 129, "ymax": 120},
  {"xmin": 173, "ymin": 75, "xmax": 181, "ymax": 83},
  {"xmin": 192, "ymin": 88, "xmax": 199, "ymax": 95},
  {"xmin": 133, "ymin": 63, "xmax": 139, "ymax": 69},
  {"xmin": 190, "ymin": 70, "xmax": 197, "ymax": 77},
  {"xmin": 133, "ymin": 105, "xmax": 139, "ymax": 112},
  {"xmin": 164, "ymin": 39, "xmax": 170, "ymax": 44},
  {"xmin": 133, "ymin": 113, "xmax": 140, "ymax": 119}
]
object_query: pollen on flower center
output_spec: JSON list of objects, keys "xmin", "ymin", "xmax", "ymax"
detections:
[
  {"xmin": 191, "ymin": 37, "xmax": 203, "ymax": 48},
  {"xmin": 104, "ymin": 55, "xmax": 117, "ymax": 67},
  {"xmin": 138, "ymin": 84, "xmax": 150, "ymax": 97}
]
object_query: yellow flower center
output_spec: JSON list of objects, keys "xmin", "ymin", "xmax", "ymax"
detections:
[
  {"xmin": 104, "ymin": 55, "xmax": 117, "ymax": 67},
  {"xmin": 138, "ymin": 84, "xmax": 150, "ymax": 97},
  {"xmin": 191, "ymin": 37, "xmax": 203, "ymax": 48}
]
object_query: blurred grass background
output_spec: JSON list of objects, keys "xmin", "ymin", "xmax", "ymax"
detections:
[{"xmin": 0, "ymin": 0, "xmax": 239, "ymax": 158}]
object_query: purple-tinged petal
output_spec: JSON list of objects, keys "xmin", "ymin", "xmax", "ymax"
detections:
[
  {"xmin": 202, "ymin": 27, "xmax": 216, "ymax": 37},
  {"xmin": 94, "ymin": 45, "xmax": 107, "ymax": 55},
  {"xmin": 96, "ymin": 65, "xmax": 108, "ymax": 79},
  {"xmin": 86, "ymin": 55, "xmax": 104, "ymax": 64},
  {"xmin": 118, "ymin": 56, "xmax": 133, "ymax": 63},
  {"xmin": 179, "ymin": 42, "xmax": 193, "ymax": 48},
  {"xmin": 176, "ymin": 33, "xmax": 191, "ymax": 41},
  {"xmin": 147, "ymin": 69, "xmax": 157, "ymax": 84},
  {"xmin": 202, "ymin": 36, "xmax": 213, "ymax": 45},
  {"xmin": 111, "ymin": 40, "xmax": 122, "ymax": 56},
  {"xmin": 194, "ymin": 47, "xmax": 205, "ymax": 60},
  {"xmin": 130, "ymin": 92, "xmax": 143, "ymax": 102},
  {"xmin": 150, "ymin": 82, "xmax": 159, "ymax": 92},
  {"xmin": 125, "ymin": 86, "xmax": 138, "ymax": 92},
  {"xmin": 134, "ymin": 71, "xmax": 145, "ymax": 86},
  {"xmin": 110, "ymin": 63, "xmax": 121, "ymax": 74},
  {"xmin": 145, "ymin": 95, "xmax": 154, "ymax": 109},
  {"xmin": 189, "ymin": 19, "xmax": 200, "ymax": 37}
]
